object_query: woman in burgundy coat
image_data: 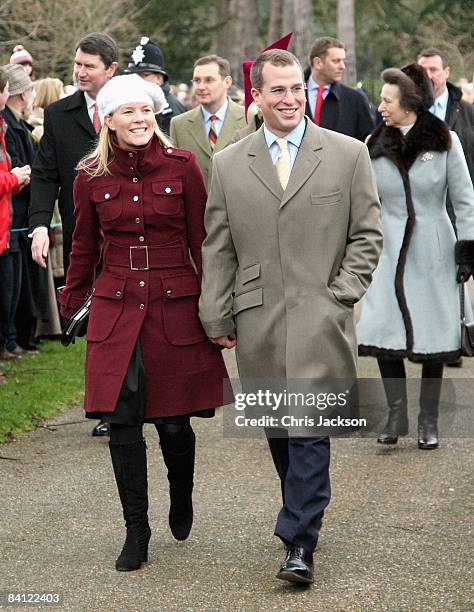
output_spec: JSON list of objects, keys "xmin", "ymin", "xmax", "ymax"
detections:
[{"xmin": 58, "ymin": 75, "xmax": 230, "ymax": 571}]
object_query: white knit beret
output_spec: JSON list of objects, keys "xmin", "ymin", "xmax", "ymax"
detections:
[{"xmin": 96, "ymin": 74, "xmax": 166, "ymax": 116}]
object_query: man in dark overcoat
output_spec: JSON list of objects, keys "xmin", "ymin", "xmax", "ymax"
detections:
[
  {"xmin": 304, "ymin": 36, "xmax": 374, "ymax": 141},
  {"xmin": 29, "ymin": 32, "xmax": 118, "ymax": 275},
  {"xmin": 418, "ymin": 48, "xmax": 474, "ymax": 181},
  {"xmin": 29, "ymin": 32, "xmax": 118, "ymax": 436}
]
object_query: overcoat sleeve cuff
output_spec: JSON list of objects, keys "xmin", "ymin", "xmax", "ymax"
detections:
[
  {"xmin": 57, "ymin": 287, "xmax": 89, "ymax": 319},
  {"xmin": 455, "ymin": 240, "xmax": 474, "ymax": 265},
  {"xmin": 200, "ymin": 318, "xmax": 236, "ymax": 339}
]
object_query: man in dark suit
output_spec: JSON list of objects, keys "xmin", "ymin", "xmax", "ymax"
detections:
[
  {"xmin": 29, "ymin": 32, "xmax": 118, "ymax": 274},
  {"xmin": 304, "ymin": 36, "xmax": 374, "ymax": 141},
  {"xmin": 418, "ymin": 48, "xmax": 473, "ymax": 181},
  {"xmin": 29, "ymin": 32, "xmax": 118, "ymax": 436}
]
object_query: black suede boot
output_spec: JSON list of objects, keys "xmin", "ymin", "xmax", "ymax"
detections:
[
  {"xmin": 109, "ymin": 439, "xmax": 151, "ymax": 571},
  {"xmin": 377, "ymin": 358, "xmax": 408, "ymax": 444},
  {"xmin": 158, "ymin": 423, "xmax": 195, "ymax": 541},
  {"xmin": 418, "ymin": 362, "xmax": 443, "ymax": 450}
]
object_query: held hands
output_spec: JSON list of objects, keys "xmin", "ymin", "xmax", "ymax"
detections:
[
  {"xmin": 11, "ymin": 165, "xmax": 31, "ymax": 188},
  {"xmin": 456, "ymin": 264, "xmax": 473, "ymax": 284},
  {"xmin": 210, "ymin": 334, "xmax": 237, "ymax": 349},
  {"xmin": 31, "ymin": 231, "xmax": 50, "ymax": 268}
]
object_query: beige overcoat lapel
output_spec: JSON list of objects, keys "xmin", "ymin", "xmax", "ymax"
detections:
[
  {"xmin": 248, "ymin": 127, "xmax": 284, "ymax": 201},
  {"xmin": 214, "ymin": 101, "xmax": 240, "ymax": 153},
  {"xmin": 186, "ymin": 106, "xmax": 212, "ymax": 158},
  {"xmin": 280, "ymin": 122, "xmax": 322, "ymax": 208}
]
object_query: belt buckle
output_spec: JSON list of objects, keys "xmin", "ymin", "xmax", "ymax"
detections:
[{"xmin": 129, "ymin": 246, "xmax": 149, "ymax": 270}]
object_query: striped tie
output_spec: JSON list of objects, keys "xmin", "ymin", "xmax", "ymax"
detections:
[{"xmin": 209, "ymin": 115, "xmax": 218, "ymax": 148}]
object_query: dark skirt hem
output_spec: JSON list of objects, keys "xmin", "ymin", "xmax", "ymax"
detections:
[
  {"xmin": 86, "ymin": 337, "xmax": 219, "ymax": 425},
  {"xmin": 85, "ymin": 408, "xmax": 215, "ymax": 425}
]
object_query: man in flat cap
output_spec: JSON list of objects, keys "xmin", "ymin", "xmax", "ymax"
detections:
[{"xmin": 126, "ymin": 36, "xmax": 185, "ymax": 136}]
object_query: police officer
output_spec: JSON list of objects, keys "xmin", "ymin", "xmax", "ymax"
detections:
[{"xmin": 125, "ymin": 37, "xmax": 186, "ymax": 136}]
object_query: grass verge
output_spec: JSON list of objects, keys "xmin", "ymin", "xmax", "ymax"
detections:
[{"xmin": 0, "ymin": 339, "xmax": 86, "ymax": 443}]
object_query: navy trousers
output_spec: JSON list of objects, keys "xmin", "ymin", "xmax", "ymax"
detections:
[{"xmin": 264, "ymin": 428, "xmax": 330, "ymax": 554}]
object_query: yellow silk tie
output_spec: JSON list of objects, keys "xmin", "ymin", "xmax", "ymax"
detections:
[{"xmin": 275, "ymin": 138, "xmax": 291, "ymax": 190}]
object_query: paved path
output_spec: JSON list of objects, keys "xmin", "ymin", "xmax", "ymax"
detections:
[{"xmin": 0, "ymin": 351, "xmax": 472, "ymax": 611}]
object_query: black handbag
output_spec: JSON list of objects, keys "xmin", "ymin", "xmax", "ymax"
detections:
[
  {"xmin": 61, "ymin": 295, "xmax": 92, "ymax": 347},
  {"xmin": 460, "ymin": 284, "xmax": 474, "ymax": 357}
]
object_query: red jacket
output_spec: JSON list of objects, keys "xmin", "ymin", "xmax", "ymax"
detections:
[
  {"xmin": 59, "ymin": 135, "xmax": 229, "ymax": 417},
  {"xmin": 0, "ymin": 116, "xmax": 19, "ymax": 254}
]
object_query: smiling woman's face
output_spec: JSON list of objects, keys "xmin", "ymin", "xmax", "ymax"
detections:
[{"xmin": 105, "ymin": 102, "xmax": 155, "ymax": 148}]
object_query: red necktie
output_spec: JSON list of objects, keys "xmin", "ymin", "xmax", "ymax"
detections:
[
  {"xmin": 208, "ymin": 115, "xmax": 218, "ymax": 148},
  {"xmin": 313, "ymin": 87, "xmax": 324, "ymax": 126},
  {"xmin": 92, "ymin": 103, "xmax": 101, "ymax": 134}
]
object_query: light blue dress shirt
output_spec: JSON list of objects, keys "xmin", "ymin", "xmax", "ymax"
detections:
[
  {"xmin": 429, "ymin": 89, "xmax": 449, "ymax": 122},
  {"xmin": 202, "ymin": 98, "xmax": 229, "ymax": 139},
  {"xmin": 306, "ymin": 75, "xmax": 331, "ymax": 115},
  {"xmin": 264, "ymin": 118, "xmax": 307, "ymax": 170}
]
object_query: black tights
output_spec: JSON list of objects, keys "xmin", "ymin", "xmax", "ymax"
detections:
[
  {"xmin": 377, "ymin": 358, "xmax": 444, "ymax": 381},
  {"xmin": 109, "ymin": 420, "xmax": 194, "ymax": 449}
]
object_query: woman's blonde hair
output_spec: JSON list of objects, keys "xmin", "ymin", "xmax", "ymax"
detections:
[
  {"xmin": 77, "ymin": 118, "xmax": 173, "ymax": 178},
  {"xmin": 33, "ymin": 78, "xmax": 64, "ymax": 109}
]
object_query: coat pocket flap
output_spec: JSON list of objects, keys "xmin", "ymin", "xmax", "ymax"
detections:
[
  {"xmin": 91, "ymin": 184, "xmax": 121, "ymax": 203},
  {"xmin": 233, "ymin": 287, "xmax": 263, "ymax": 315},
  {"xmin": 311, "ymin": 190, "xmax": 342, "ymax": 205},
  {"xmin": 92, "ymin": 276, "xmax": 126, "ymax": 299},
  {"xmin": 163, "ymin": 274, "xmax": 200, "ymax": 298},
  {"xmin": 151, "ymin": 180, "xmax": 183, "ymax": 196},
  {"xmin": 240, "ymin": 263, "xmax": 261, "ymax": 285}
]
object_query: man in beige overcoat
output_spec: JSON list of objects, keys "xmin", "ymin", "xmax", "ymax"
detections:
[
  {"xmin": 199, "ymin": 50, "xmax": 382, "ymax": 584},
  {"xmin": 170, "ymin": 54, "xmax": 246, "ymax": 189}
]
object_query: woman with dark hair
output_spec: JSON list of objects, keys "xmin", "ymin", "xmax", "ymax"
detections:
[
  {"xmin": 58, "ymin": 74, "xmax": 230, "ymax": 571},
  {"xmin": 357, "ymin": 64, "xmax": 474, "ymax": 450}
]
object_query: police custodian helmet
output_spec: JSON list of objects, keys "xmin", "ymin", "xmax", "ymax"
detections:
[{"xmin": 126, "ymin": 37, "xmax": 168, "ymax": 81}]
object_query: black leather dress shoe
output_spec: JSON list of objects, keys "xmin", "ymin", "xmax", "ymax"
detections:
[
  {"xmin": 276, "ymin": 545, "xmax": 314, "ymax": 584},
  {"xmin": 92, "ymin": 422, "xmax": 110, "ymax": 437}
]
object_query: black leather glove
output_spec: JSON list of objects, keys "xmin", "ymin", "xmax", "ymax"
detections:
[{"xmin": 456, "ymin": 264, "xmax": 473, "ymax": 284}]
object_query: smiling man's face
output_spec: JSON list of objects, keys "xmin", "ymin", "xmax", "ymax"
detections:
[{"xmin": 251, "ymin": 62, "xmax": 306, "ymax": 137}]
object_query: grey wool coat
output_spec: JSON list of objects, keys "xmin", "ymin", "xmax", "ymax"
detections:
[
  {"xmin": 199, "ymin": 120, "xmax": 382, "ymax": 381},
  {"xmin": 357, "ymin": 112, "xmax": 474, "ymax": 362}
]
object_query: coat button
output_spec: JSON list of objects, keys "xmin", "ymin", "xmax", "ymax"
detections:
[
  {"xmin": 129, "ymin": 166, "xmax": 134, "ymax": 171},
  {"xmin": 139, "ymin": 236, "xmax": 145, "ymax": 242},
  {"xmin": 139, "ymin": 281, "xmax": 145, "ymax": 287},
  {"xmin": 104, "ymin": 193, "xmax": 110, "ymax": 199},
  {"xmin": 128, "ymin": 152, "xmax": 134, "ymax": 158},
  {"xmin": 165, "ymin": 187, "xmax": 172, "ymax": 193},
  {"xmin": 166, "ymin": 289, "xmax": 172, "ymax": 295},
  {"xmin": 132, "ymin": 177, "xmax": 139, "ymax": 183},
  {"xmin": 139, "ymin": 303, "xmax": 145, "ymax": 309},
  {"xmin": 133, "ymin": 195, "xmax": 139, "ymax": 202},
  {"xmin": 116, "ymin": 291, "xmax": 122, "ymax": 297},
  {"xmin": 135, "ymin": 217, "xmax": 140, "ymax": 223},
  {"xmin": 166, "ymin": 148, "xmax": 173, "ymax": 153}
]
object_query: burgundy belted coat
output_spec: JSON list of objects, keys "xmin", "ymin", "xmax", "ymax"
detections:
[{"xmin": 59, "ymin": 135, "xmax": 229, "ymax": 418}]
